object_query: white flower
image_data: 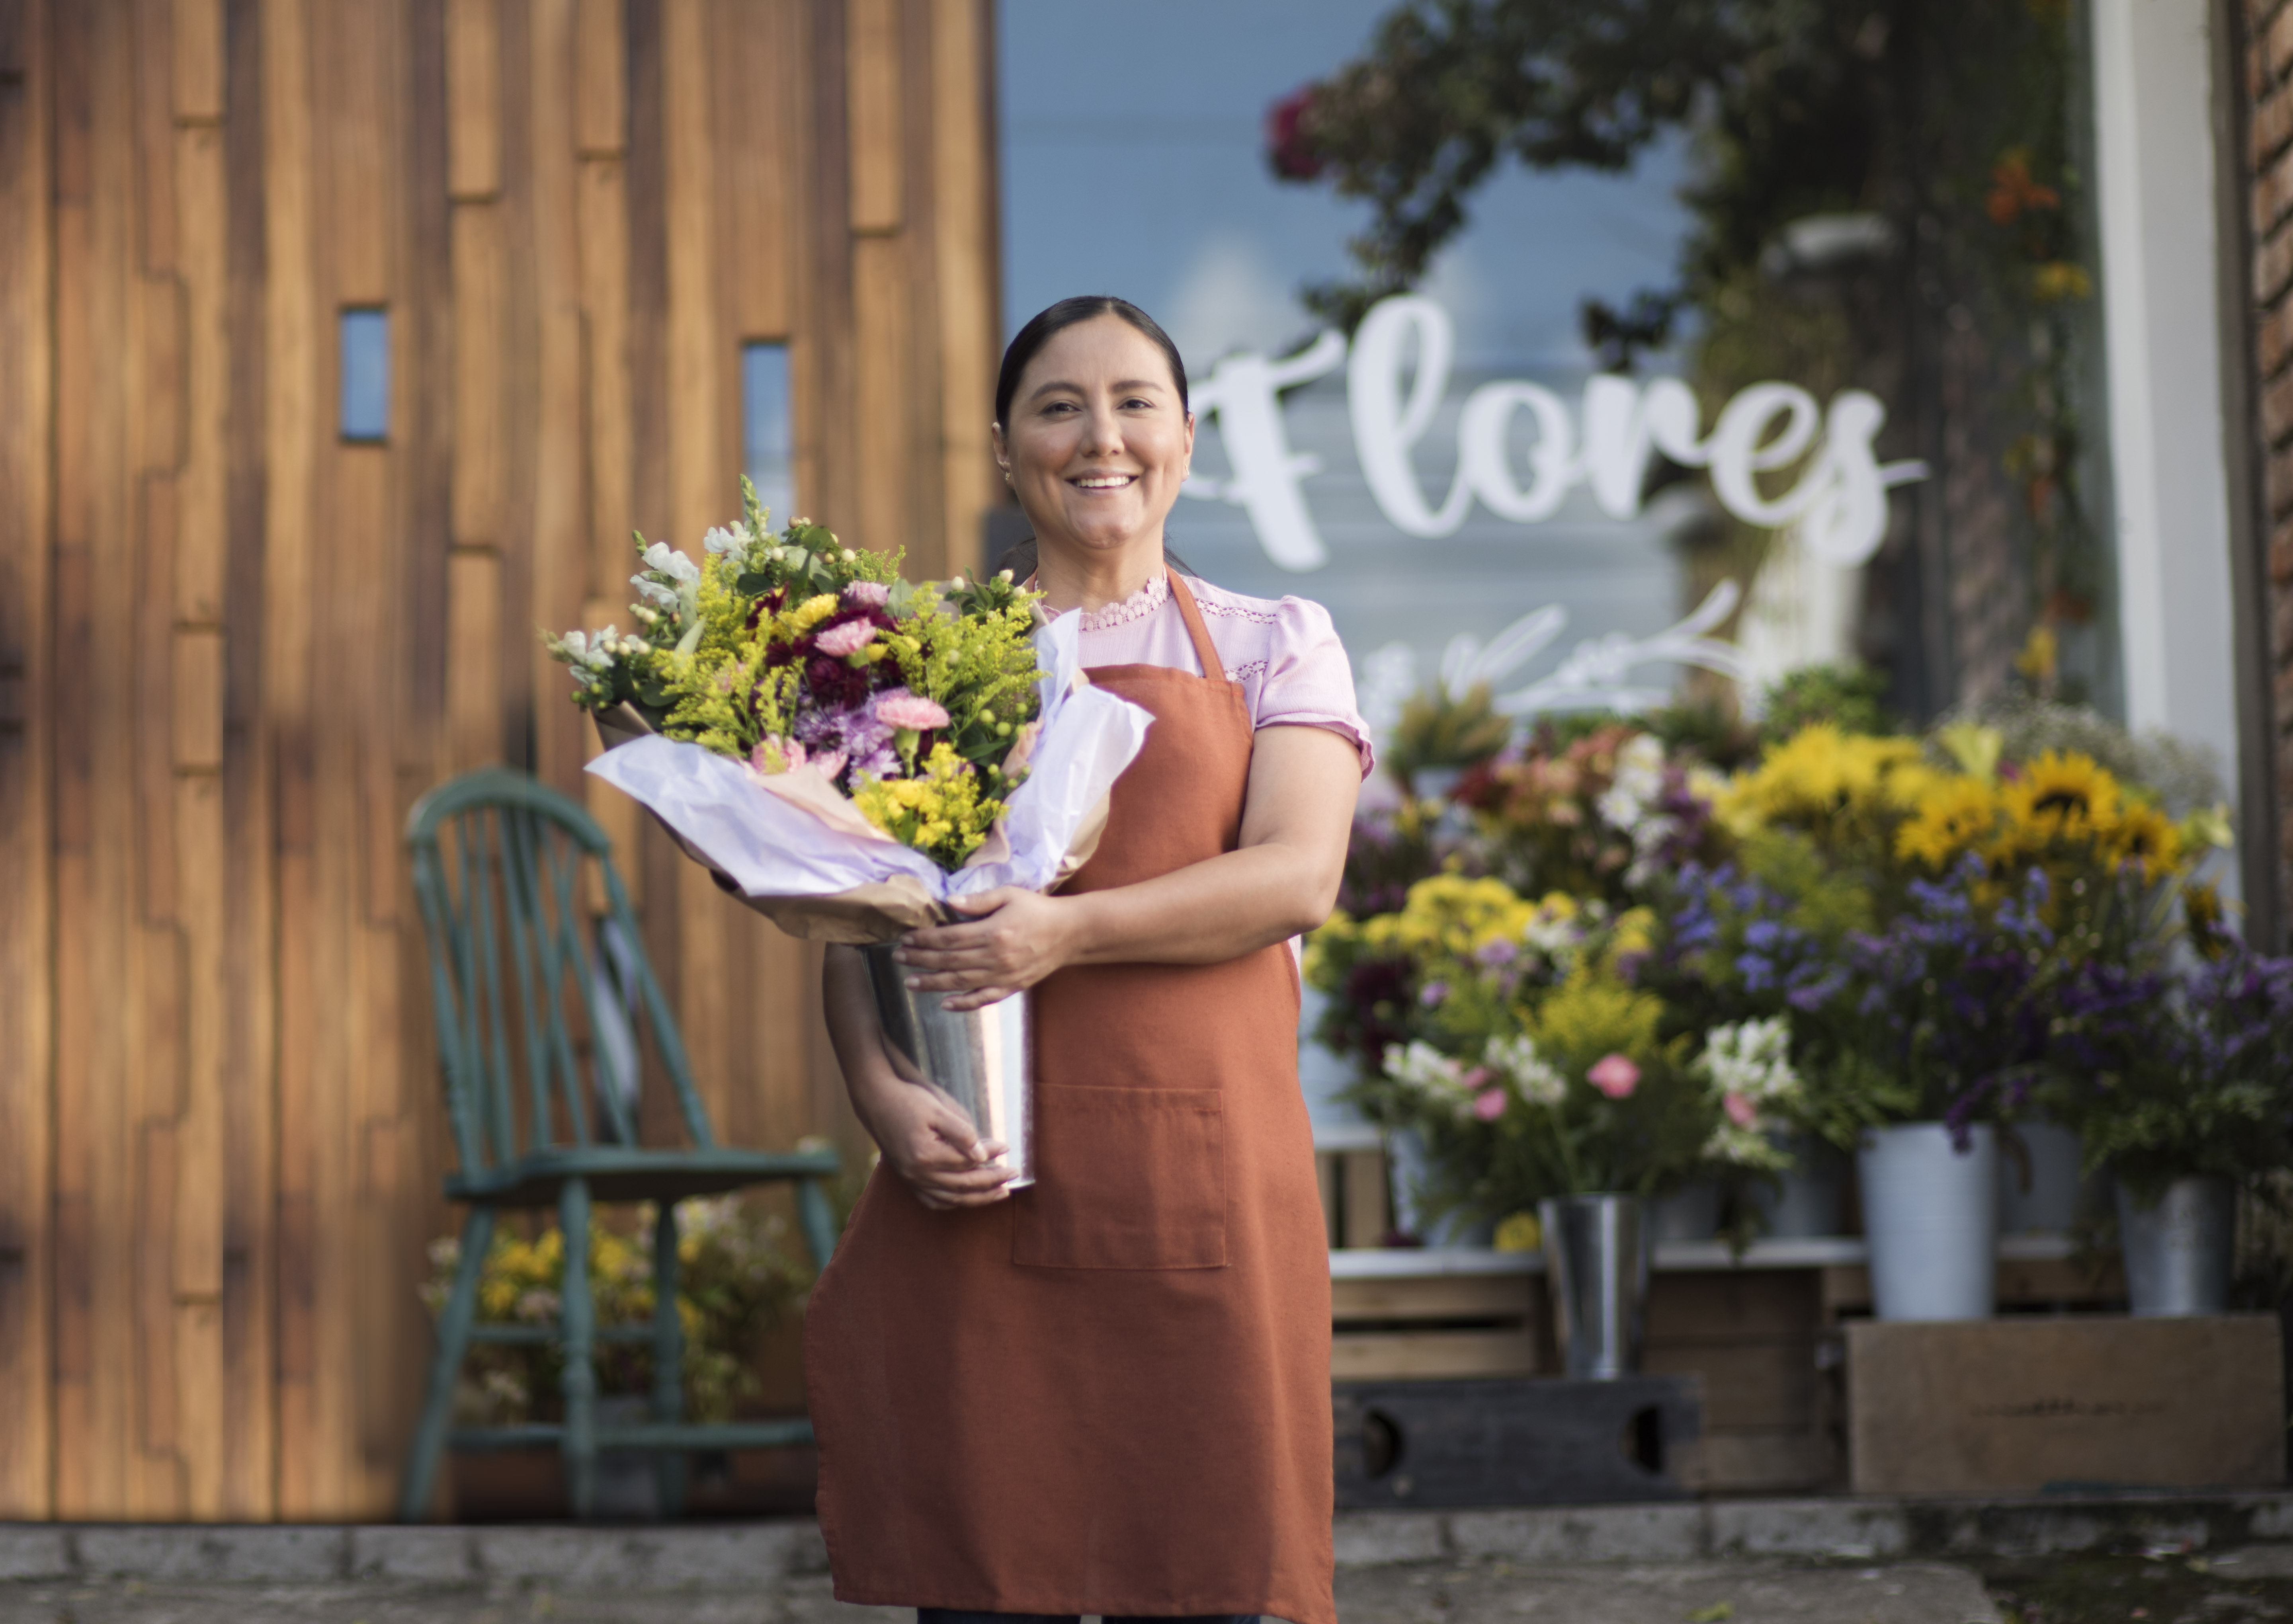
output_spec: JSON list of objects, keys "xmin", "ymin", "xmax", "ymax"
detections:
[
  {"xmin": 702, "ymin": 523, "xmax": 753, "ymax": 555},
  {"xmin": 1695, "ymin": 1017, "xmax": 1802, "ymax": 1106},
  {"xmin": 1597, "ymin": 733, "xmax": 1668, "ymax": 828},
  {"xmin": 1522, "ymin": 902, "xmax": 1585, "ymax": 958},
  {"xmin": 1702, "ymin": 1121, "xmax": 1791, "ymax": 1169},
  {"xmin": 1484, "ymin": 1033, "xmax": 1566, "ymax": 1107},
  {"xmin": 641, "ymin": 541, "xmax": 701, "ymax": 582},
  {"xmin": 1383, "ymin": 1041, "xmax": 1481, "ymax": 1122}
]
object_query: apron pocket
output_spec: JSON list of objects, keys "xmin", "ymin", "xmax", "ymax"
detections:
[{"xmin": 1014, "ymin": 1085, "xmax": 1226, "ymax": 1269}]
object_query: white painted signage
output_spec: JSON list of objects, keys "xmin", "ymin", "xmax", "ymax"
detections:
[{"xmin": 1183, "ymin": 294, "xmax": 1930, "ymax": 574}]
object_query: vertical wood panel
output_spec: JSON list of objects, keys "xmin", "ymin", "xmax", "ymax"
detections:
[
  {"xmin": 175, "ymin": 123, "xmax": 229, "ymax": 622},
  {"xmin": 845, "ymin": 0, "xmax": 898, "ymax": 233},
  {"xmin": 850, "ymin": 233, "xmax": 910, "ymax": 557},
  {"xmin": 531, "ymin": 0, "xmax": 586, "ymax": 793},
  {"xmin": 450, "ymin": 207, "xmax": 507, "ymax": 545},
  {"xmin": 574, "ymin": 0, "xmax": 623, "ymax": 155},
  {"xmin": 932, "ymin": 0, "xmax": 996, "ymax": 584},
  {"xmin": 718, "ymin": 0, "xmax": 791, "ymax": 340},
  {"xmin": 172, "ymin": 0, "xmax": 225, "ymax": 120},
  {"xmin": 661, "ymin": 0, "xmax": 731, "ymax": 1129},
  {"xmin": 219, "ymin": 0, "xmax": 279, "ymax": 1519},
  {"xmin": 445, "ymin": 0, "xmax": 499, "ymax": 199},
  {"xmin": 0, "ymin": 0, "xmax": 57, "ymax": 1518}
]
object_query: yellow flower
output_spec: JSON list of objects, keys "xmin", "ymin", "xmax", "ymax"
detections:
[
  {"xmin": 1493, "ymin": 1212, "xmax": 1543, "ymax": 1253},
  {"xmin": 1999, "ymin": 750, "xmax": 2121, "ymax": 848},
  {"xmin": 782, "ymin": 593, "xmax": 840, "ymax": 635},
  {"xmin": 1896, "ymin": 775, "xmax": 2001, "ymax": 869},
  {"xmin": 2104, "ymin": 800, "xmax": 2184, "ymax": 880},
  {"xmin": 1717, "ymin": 724, "xmax": 1921, "ymax": 835},
  {"xmin": 1358, "ymin": 874, "xmax": 1537, "ymax": 962},
  {"xmin": 1934, "ymin": 722, "xmax": 2004, "ymax": 783}
]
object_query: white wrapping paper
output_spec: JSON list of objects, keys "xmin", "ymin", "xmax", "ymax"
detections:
[{"xmin": 584, "ymin": 611, "xmax": 1153, "ymax": 941}]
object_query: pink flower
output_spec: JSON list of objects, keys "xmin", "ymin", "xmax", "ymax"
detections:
[
  {"xmin": 814, "ymin": 619, "xmax": 877, "ymax": 657},
  {"xmin": 1473, "ymin": 1086, "xmax": 1509, "ymax": 1122},
  {"xmin": 873, "ymin": 689, "xmax": 950, "ymax": 731},
  {"xmin": 1723, "ymin": 1091, "xmax": 1759, "ymax": 1130},
  {"xmin": 1588, "ymin": 1053, "xmax": 1641, "ymax": 1099},
  {"xmin": 844, "ymin": 581, "xmax": 890, "ymax": 608}
]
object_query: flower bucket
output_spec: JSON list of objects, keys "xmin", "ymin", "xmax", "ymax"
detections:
[
  {"xmin": 1748, "ymin": 1130, "xmax": 1849, "ymax": 1238},
  {"xmin": 861, "ymin": 944, "xmax": 1033, "ymax": 1187},
  {"xmin": 1650, "ymin": 1180, "xmax": 1722, "ymax": 1243},
  {"xmin": 1538, "ymin": 1194, "xmax": 1650, "ymax": 1378},
  {"xmin": 1857, "ymin": 1122, "xmax": 1997, "ymax": 1320},
  {"xmin": 1997, "ymin": 1120, "xmax": 2087, "ymax": 1234},
  {"xmin": 2117, "ymin": 1176, "xmax": 2234, "ymax": 1316},
  {"xmin": 1385, "ymin": 1127, "xmax": 1495, "ymax": 1247}
]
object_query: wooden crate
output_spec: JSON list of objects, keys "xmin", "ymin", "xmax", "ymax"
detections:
[
  {"xmin": 1330, "ymin": 1253, "xmax": 1541, "ymax": 1380},
  {"xmin": 1645, "ymin": 1269, "xmax": 1832, "ymax": 1493},
  {"xmin": 1846, "ymin": 1314, "xmax": 2286, "ymax": 1493}
]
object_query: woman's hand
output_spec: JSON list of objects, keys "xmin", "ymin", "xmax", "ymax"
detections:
[
  {"xmin": 895, "ymin": 888, "xmax": 1084, "ymax": 1011},
  {"xmin": 852, "ymin": 1074, "xmax": 1017, "ymax": 1210}
]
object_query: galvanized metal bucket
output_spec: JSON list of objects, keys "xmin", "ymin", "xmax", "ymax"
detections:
[
  {"xmin": 860, "ymin": 944, "xmax": 1033, "ymax": 1187},
  {"xmin": 1858, "ymin": 1122, "xmax": 1998, "ymax": 1320},
  {"xmin": 1539, "ymin": 1193, "xmax": 1651, "ymax": 1379},
  {"xmin": 2117, "ymin": 1175, "xmax": 2233, "ymax": 1316}
]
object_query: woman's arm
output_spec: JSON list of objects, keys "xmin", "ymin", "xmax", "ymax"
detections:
[
  {"xmin": 895, "ymin": 723, "xmax": 1361, "ymax": 1010},
  {"xmin": 822, "ymin": 943, "xmax": 1020, "ymax": 1207}
]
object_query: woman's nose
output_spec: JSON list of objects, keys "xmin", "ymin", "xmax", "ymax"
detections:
[{"xmin": 1080, "ymin": 404, "xmax": 1125, "ymax": 456}]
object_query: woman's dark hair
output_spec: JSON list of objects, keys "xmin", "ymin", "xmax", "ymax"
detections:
[
  {"xmin": 993, "ymin": 295, "xmax": 1188, "ymax": 429},
  {"xmin": 991, "ymin": 295, "xmax": 1193, "ymax": 580}
]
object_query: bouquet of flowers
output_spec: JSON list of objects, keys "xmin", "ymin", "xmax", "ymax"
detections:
[{"xmin": 551, "ymin": 481, "xmax": 1152, "ymax": 943}]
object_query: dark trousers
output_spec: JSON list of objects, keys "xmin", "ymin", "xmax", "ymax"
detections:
[{"xmin": 920, "ymin": 1611, "xmax": 1260, "ymax": 1624}]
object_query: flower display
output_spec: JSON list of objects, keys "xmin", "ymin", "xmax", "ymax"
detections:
[{"xmin": 420, "ymin": 1195, "xmax": 811, "ymax": 1427}]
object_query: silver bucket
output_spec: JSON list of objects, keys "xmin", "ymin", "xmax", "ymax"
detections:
[
  {"xmin": 1858, "ymin": 1122, "xmax": 1998, "ymax": 1321},
  {"xmin": 2117, "ymin": 1175, "xmax": 2234, "ymax": 1316},
  {"xmin": 860, "ymin": 944, "xmax": 1034, "ymax": 1187},
  {"xmin": 1539, "ymin": 1194, "xmax": 1650, "ymax": 1379}
]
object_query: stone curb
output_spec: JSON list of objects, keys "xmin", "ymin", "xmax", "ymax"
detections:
[{"xmin": 0, "ymin": 1495, "xmax": 2284, "ymax": 1586}]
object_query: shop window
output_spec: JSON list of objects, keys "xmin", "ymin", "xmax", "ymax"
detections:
[
  {"xmin": 743, "ymin": 341, "xmax": 795, "ymax": 527},
  {"xmin": 339, "ymin": 308, "xmax": 390, "ymax": 443}
]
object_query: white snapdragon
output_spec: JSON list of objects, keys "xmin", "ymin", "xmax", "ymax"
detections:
[
  {"xmin": 1383, "ymin": 1041, "xmax": 1479, "ymax": 1122},
  {"xmin": 1696, "ymin": 1017, "xmax": 1802, "ymax": 1106},
  {"xmin": 1483, "ymin": 1033, "xmax": 1566, "ymax": 1107},
  {"xmin": 702, "ymin": 522, "xmax": 754, "ymax": 555}
]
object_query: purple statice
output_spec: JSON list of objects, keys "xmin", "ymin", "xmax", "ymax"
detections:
[
  {"xmin": 1662, "ymin": 861, "xmax": 1846, "ymax": 1015},
  {"xmin": 1846, "ymin": 857, "xmax": 2054, "ymax": 1145}
]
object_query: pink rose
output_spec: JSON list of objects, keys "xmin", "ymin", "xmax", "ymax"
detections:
[
  {"xmin": 1588, "ymin": 1053, "xmax": 1640, "ymax": 1099},
  {"xmin": 874, "ymin": 689, "xmax": 951, "ymax": 731},
  {"xmin": 1473, "ymin": 1087, "xmax": 1509, "ymax": 1122},
  {"xmin": 844, "ymin": 581, "xmax": 891, "ymax": 607},
  {"xmin": 814, "ymin": 619, "xmax": 877, "ymax": 657},
  {"xmin": 1723, "ymin": 1091, "xmax": 1759, "ymax": 1130}
]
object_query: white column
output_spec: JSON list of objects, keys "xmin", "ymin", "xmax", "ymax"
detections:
[{"xmin": 2090, "ymin": 0, "xmax": 2243, "ymax": 891}]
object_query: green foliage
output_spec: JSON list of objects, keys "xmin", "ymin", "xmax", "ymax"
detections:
[
  {"xmin": 1387, "ymin": 681, "xmax": 1512, "ymax": 791},
  {"xmin": 1759, "ymin": 663, "xmax": 1893, "ymax": 744}
]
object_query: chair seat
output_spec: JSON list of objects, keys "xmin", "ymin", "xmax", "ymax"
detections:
[{"xmin": 446, "ymin": 1145, "xmax": 842, "ymax": 1209}]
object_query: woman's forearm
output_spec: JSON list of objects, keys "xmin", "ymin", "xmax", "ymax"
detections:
[
  {"xmin": 823, "ymin": 945, "xmax": 903, "ymax": 1118},
  {"xmin": 1058, "ymin": 840, "xmax": 1334, "ymax": 967}
]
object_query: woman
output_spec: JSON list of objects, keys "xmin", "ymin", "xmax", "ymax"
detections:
[{"xmin": 805, "ymin": 297, "xmax": 1369, "ymax": 1624}]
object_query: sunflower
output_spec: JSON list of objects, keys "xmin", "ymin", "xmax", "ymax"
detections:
[
  {"xmin": 2105, "ymin": 800, "xmax": 2184, "ymax": 880},
  {"xmin": 1999, "ymin": 750, "xmax": 2122, "ymax": 849},
  {"xmin": 1895, "ymin": 775, "xmax": 2001, "ymax": 869}
]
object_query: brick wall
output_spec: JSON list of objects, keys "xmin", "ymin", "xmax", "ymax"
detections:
[{"xmin": 2244, "ymin": 0, "xmax": 2293, "ymax": 939}]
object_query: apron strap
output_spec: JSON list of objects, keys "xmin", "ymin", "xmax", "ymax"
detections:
[{"xmin": 1165, "ymin": 569, "xmax": 1225, "ymax": 681}]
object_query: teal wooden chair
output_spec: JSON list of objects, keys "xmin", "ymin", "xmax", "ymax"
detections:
[{"xmin": 398, "ymin": 766, "xmax": 840, "ymax": 1521}]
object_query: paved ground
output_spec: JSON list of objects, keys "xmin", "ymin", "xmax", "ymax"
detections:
[
  {"xmin": 2, "ymin": 1517, "xmax": 2289, "ymax": 1624},
  {"xmin": 0, "ymin": 1560, "xmax": 2002, "ymax": 1624}
]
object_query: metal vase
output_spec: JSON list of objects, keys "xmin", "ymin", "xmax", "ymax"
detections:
[
  {"xmin": 1857, "ymin": 1122, "xmax": 1998, "ymax": 1321},
  {"xmin": 1748, "ymin": 1130, "xmax": 1849, "ymax": 1238},
  {"xmin": 1538, "ymin": 1194, "xmax": 1651, "ymax": 1379},
  {"xmin": 2116, "ymin": 1175, "xmax": 2234, "ymax": 1316},
  {"xmin": 860, "ymin": 944, "xmax": 1033, "ymax": 1187}
]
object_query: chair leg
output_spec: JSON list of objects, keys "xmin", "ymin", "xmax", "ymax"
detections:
[
  {"xmin": 559, "ymin": 1177, "xmax": 599, "ymax": 1519},
  {"xmin": 797, "ymin": 1177, "xmax": 839, "ymax": 1273},
  {"xmin": 398, "ymin": 1204, "xmax": 497, "ymax": 1522},
  {"xmin": 651, "ymin": 1198, "xmax": 687, "ymax": 1517}
]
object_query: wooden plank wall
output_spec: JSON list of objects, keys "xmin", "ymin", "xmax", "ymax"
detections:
[{"xmin": 0, "ymin": 0, "xmax": 1002, "ymax": 1522}]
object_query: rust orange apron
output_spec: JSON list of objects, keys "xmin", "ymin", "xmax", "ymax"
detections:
[{"xmin": 805, "ymin": 572, "xmax": 1335, "ymax": 1624}]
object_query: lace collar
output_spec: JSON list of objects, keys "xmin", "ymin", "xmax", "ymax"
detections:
[{"xmin": 1038, "ymin": 570, "xmax": 1171, "ymax": 632}]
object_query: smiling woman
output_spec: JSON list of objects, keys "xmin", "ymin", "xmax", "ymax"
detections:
[{"xmin": 800, "ymin": 300, "xmax": 1374, "ymax": 1624}]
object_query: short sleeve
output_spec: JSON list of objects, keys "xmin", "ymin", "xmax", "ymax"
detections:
[{"xmin": 1254, "ymin": 596, "xmax": 1377, "ymax": 779}]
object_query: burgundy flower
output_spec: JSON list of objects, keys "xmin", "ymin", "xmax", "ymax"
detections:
[{"xmin": 1264, "ymin": 85, "xmax": 1326, "ymax": 181}]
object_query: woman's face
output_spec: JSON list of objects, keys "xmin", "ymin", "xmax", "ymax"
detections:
[{"xmin": 995, "ymin": 316, "xmax": 1194, "ymax": 564}]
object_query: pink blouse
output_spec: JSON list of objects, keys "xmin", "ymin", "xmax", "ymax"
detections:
[{"xmin": 1046, "ymin": 571, "xmax": 1375, "ymax": 777}]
